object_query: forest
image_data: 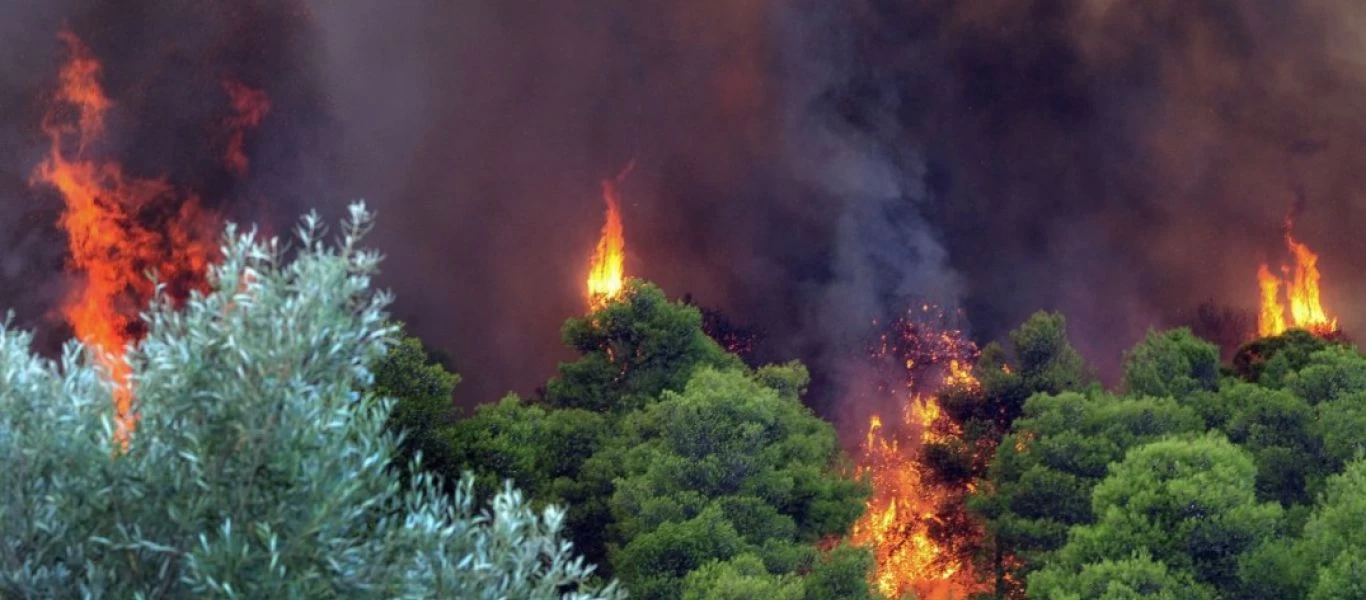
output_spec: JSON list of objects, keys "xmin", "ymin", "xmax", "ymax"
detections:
[{"xmin": 3, "ymin": 207, "xmax": 1362, "ymax": 599}]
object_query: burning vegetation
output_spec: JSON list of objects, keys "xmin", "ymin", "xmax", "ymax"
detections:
[
  {"xmin": 6, "ymin": 4, "xmax": 1366, "ymax": 599},
  {"xmin": 849, "ymin": 305, "xmax": 986, "ymax": 600},
  {"xmin": 585, "ymin": 163, "xmax": 634, "ymax": 311},
  {"xmin": 1256, "ymin": 218, "xmax": 1338, "ymax": 338}
]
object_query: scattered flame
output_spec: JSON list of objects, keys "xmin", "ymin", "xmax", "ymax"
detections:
[
  {"xmin": 30, "ymin": 31, "xmax": 218, "ymax": 441},
  {"xmin": 586, "ymin": 161, "xmax": 634, "ymax": 310},
  {"xmin": 849, "ymin": 305, "xmax": 983, "ymax": 600},
  {"xmin": 1256, "ymin": 220, "xmax": 1338, "ymax": 337},
  {"xmin": 221, "ymin": 79, "xmax": 271, "ymax": 176}
]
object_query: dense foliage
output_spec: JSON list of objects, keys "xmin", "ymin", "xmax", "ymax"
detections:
[
  {"xmin": 419, "ymin": 280, "xmax": 874, "ymax": 599},
  {"xmin": 0, "ymin": 206, "xmax": 619, "ymax": 599},
  {"xmin": 5, "ymin": 205, "xmax": 1363, "ymax": 599},
  {"xmin": 950, "ymin": 324, "xmax": 1366, "ymax": 599}
]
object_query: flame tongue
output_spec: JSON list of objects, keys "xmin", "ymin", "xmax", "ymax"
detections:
[
  {"xmin": 1256, "ymin": 221, "xmax": 1337, "ymax": 337},
  {"xmin": 31, "ymin": 31, "xmax": 218, "ymax": 440},
  {"xmin": 585, "ymin": 162, "xmax": 634, "ymax": 310}
]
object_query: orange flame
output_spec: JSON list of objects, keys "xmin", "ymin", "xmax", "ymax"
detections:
[
  {"xmin": 1256, "ymin": 223, "xmax": 1337, "ymax": 337},
  {"xmin": 30, "ymin": 31, "xmax": 217, "ymax": 441},
  {"xmin": 849, "ymin": 306, "xmax": 983, "ymax": 599},
  {"xmin": 1256, "ymin": 263, "xmax": 1286, "ymax": 337},
  {"xmin": 586, "ymin": 162, "xmax": 634, "ymax": 310},
  {"xmin": 221, "ymin": 79, "xmax": 271, "ymax": 177}
]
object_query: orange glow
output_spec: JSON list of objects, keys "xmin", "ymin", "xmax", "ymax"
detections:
[
  {"xmin": 849, "ymin": 306, "xmax": 984, "ymax": 599},
  {"xmin": 586, "ymin": 162, "xmax": 634, "ymax": 310},
  {"xmin": 1256, "ymin": 263, "xmax": 1286, "ymax": 337},
  {"xmin": 1256, "ymin": 223, "xmax": 1337, "ymax": 337},
  {"xmin": 221, "ymin": 79, "xmax": 271, "ymax": 176},
  {"xmin": 31, "ymin": 31, "xmax": 217, "ymax": 441}
]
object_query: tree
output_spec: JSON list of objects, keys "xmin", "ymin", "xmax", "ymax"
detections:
[
  {"xmin": 545, "ymin": 279, "xmax": 742, "ymax": 413},
  {"xmin": 609, "ymin": 365, "xmax": 871, "ymax": 599},
  {"xmin": 1230, "ymin": 329, "xmax": 1333, "ymax": 385},
  {"xmin": 681, "ymin": 554, "xmax": 804, "ymax": 600},
  {"xmin": 1315, "ymin": 391, "xmax": 1366, "ymax": 472},
  {"xmin": 1241, "ymin": 456, "xmax": 1366, "ymax": 599},
  {"xmin": 445, "ymin": 395, "xmax": 617, "ymax": 566},
  {"xmin": 1027, "ymin": 551, "xmax": 1217, "ymax": 600},
  {"xmin": 929, "ymin": 311, "xmax": 1092, "ymax": 594},
  {"xmin": 1029, "ymin": 436, "xmax": 1282, "ymax": 598},
  {"xmin": 1217, "ymin": 383, "xmax": 1325, "ymax": 507},
  {"xmin": 448, "ymin": 282, "xmax": 869, "ymax": 598},
  {"xmin": 1280, "ymin": 344, "xmax": 1366, "ymax": 406},
  {"xmin": 1294, "ymin": 457, "xmax": 1366, "ymax": 599},
  {"xmin": 971, "ymin": 391, "xmax": 1204, "ymax": 586},
  {"xmin": 939, "ymin": 311, "xmax": 1092, "ymax": 441},
  {"xmin": 1121, "ymin": 328, "xmax": 1219, "ymax": 399},
  {"xmin": 0, "ymin": 205, "xmax": 620, "ymax": 599},
  {"xmin": 371, "ymin": 330, "xmax": 461, "ymax": 484}
]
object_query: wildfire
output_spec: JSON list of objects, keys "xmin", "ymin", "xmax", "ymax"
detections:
[
  {"xmin": 1256, "ymin": 220, "xmax": 1338, "ymax": 337},
  {"xmin": 849, "ymin": 305, "xmax": 982, "ymax": 600},
  {"xmin": 585, "ymin": 161, "xmax": 634, "ymax": 310},
  {"xmin": 30, "ymin": 31, "xmax": 219, "ymax": 441}
]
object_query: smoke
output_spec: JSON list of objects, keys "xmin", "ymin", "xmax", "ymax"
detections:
[
  {"xmin": 4, "ymin": 0, "xmax": 1366, "ymax": 411},
  {"xmin": 843, "ymin": 0, "xmax": 1366, "ymax": 379},
  {"xmin": 773, "ymin": 0, "xmax": 962, "ymax": 425}
]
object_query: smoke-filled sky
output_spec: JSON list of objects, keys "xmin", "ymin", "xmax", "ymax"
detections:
[{"xmin": 3, "ymin": 1, "xmax": 1366, "ymax": 419}]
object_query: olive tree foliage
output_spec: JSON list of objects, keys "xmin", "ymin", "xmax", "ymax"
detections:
[{"xmin": 0, "ymin": 204, "xmax": 621, "ymax": 600}]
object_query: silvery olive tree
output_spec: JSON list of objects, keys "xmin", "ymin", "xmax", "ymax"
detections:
[{"xmin": 0, "ymin": 204, "xmax": 623, "ymax": 599}]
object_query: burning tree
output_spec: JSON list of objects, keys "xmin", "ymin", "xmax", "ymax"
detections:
[
  {"xmin": 846, "ymin": 304, "xmax": 988, "ymax": 600},
  {"xmin": 1255, "ymin": 218, "xmax": 1339, "ymax": 338},
  {"xmin": 585, "ymin": 162, "xmax": 635, "ymax": 311}
]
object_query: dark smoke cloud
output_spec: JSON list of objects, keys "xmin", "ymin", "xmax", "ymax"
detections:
[
  {"xmin": 5, "ymin": 0, "xmax": 1366, "ymax": 415},
  {"xmin": 832, "ymin": 0, "xmax": 1366, "ymax": 380}
]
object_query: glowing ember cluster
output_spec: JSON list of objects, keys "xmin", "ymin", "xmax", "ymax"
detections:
[
  {"xmin": 849, "ymin": 304, "xmax": 983, "ymax": 600},
  {"xmin": 1256, "ymin": 219, "xmax": 1338, "ymax": 338}
]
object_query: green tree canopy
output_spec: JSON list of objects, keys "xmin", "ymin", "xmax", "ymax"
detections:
[
  {"xmin": 1030, "ymin": 435, "xmax": 1282, "ymax": 598},
  {"xmin": 371, "ymin": 330, "xmax": 461, "ymax": 482},
  {"xmin": 1122, "ymin": 328, "xmax": 1219, "ymax": 399},
  {"xmin": 972, "ymin": 391, "xmax": 1205, "ymax": 582},
  {"xmin": 608, "ymin": 365, "xmax": 871, "ymax": 599},
  {"xmin": 1231, "ymin": 329, "xmax": 1333, "ymax": 385},
  {"xmin": 939, "ymin": 311, "xmax": 1093, "ymax": 441},
  {"xmin": 1027, "ymin": 551, "xmax": 1217, "ymax": 600},
  {"xmin": 1295, "ymin": 457, "xmax": 1366, "ymax": 599},
  {"xmin": 545, "ymin": 279, "xmax": 742, "ymax": 413},
  {"xmin": 446, "ymin": 281, "xmax": 870, "ymax": 599}
]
